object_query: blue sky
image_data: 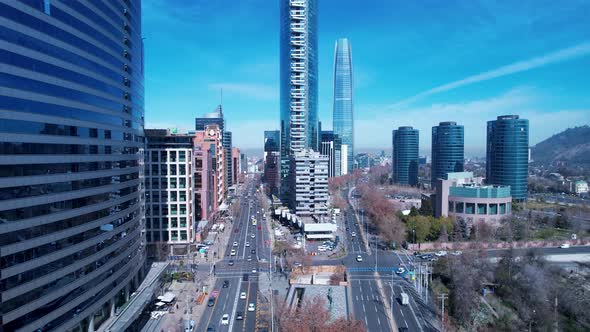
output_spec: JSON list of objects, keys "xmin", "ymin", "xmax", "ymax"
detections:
[{"xmin": 143, "ymin": 0, "xmax": 590, "ymax": 156}]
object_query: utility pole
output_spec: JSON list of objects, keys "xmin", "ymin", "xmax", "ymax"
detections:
[{"xmin": 438, "ymin": 293, "xmax": 448, "ymax": 331}]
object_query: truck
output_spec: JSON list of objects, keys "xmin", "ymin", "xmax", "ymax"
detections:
[{"xmin": 400, "ymin": 292, "xmax": 409, "ymax": 305}]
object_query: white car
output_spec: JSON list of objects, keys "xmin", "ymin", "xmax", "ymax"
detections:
[
  {"xmin": 252, "ymin": 268, "xmax": 257, "ymax": 273},
  {"xmin": 317, "ymin": 246, "xmax": 327, "ymax": 252},
  {"xmin": 233, "ymin": 242, "xmax": 238, "ymax": 247},
  {"xmin": 221, "ymin": 314, "xmax": 229, "ymax": 325},
  {"xmin": 251, "ymin": 234, "xmax": 255, "ymax": 238},
  {"xmin": 248, "ymin": 303, "xmax": 255, "ymax": 312},
  {"xmin": 451, "ymin": 250, "xmax": 463, "ymax": 256},
  {"xmin": 434, "ymin": 251, "xmax": 447, "ymax": 257},
  {"xmin": 245, "ymin": 242, "xmax": 250, "ymax": 247},
  {"xmin": 356, "ymin": 255, "xmax": 363, "ymax": 262},
  {"xmin": 396, "ymin": 267, "xmax": 406, "ymax": 274},
  {"xmin": 240, "ymin": 292, "xmax": 247, "ymax": 299},
  {"xmin": 247, "ymin": 256, "xmax": 252, "ymax": 262},
  {"xmin": 351, "ymin": 232, "xmax": 356, "ymax": 237},
  {"xmin": 230, "ymin": 249, "xmax": 236, "ymax": 256},
  {"xmin": 560, "ymin": 243, "xmax": 571, "ymax": 249}
]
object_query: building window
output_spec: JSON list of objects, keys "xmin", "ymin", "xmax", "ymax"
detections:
[
  {"xmin": 170, "ymin": 151, "xmax": 177, "ymax": 162},
  {"xmin": 499, "ymin": 203, "xmax": 506, "ymax": 214},
  {"xmin": 477, "ymin": 203, "xmax": 487, "ymax": 215},
  {"xmin": 179, "ymin": 151, "xmax": 186, "ymax": 162},
  {"xmin": 180, "ymin": 217, "xmax": 187, "ymax": 228},
  {"xmin": 44, "ymin": 0, "xmax": 51, "ymax": 15},
  {"xmin": 180, "ymin": 231, "xmax": 187, "ymax": 241},
  {"xmin": 179, "ymin": 165, "xmax": 186, "ymax": 175},
  {"xmin": 170, "ymin": 178, "xmax": 177, "ymax": 188},
  {"xmin": 170, "ymin": 205, "xmax": 178, "ymax": 215},
  {"xmin": 465, "ymin": 203, "xmax": 475, "ymax": 214},
  {"xmin": 171, "ymin": 231, "xmax": 178, "ymax": 241},
  {"xmin": 170, "ymin": 191, "xmax": 177, "ymax": 202},
  {"xmin": 489, "ymin": 204, "xmax": 498, "ymax": 215},
  {"xmin": 171, "ymin": 217, "xmax": 178, "ymax": 227},
  {"xmin": 455, "ymin": 202, "xmax": 464, "ymax": 213},
  {"xmin": 179, "ymin": 192, "xmax": 186, "ymax": 202},
  {"xmin": 448, "ymin": 202, "xmax": 454, "ymax": 212}
]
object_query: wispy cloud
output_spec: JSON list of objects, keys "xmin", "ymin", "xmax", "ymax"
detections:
[
  {"xmin": 389, "ymin": 41, "xmax": 590, "ymax": 108},
  {"xmin": 209, "ymin": 83, "xmax": 278, "ymax": 101}
]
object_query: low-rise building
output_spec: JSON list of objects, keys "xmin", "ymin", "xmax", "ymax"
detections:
[
  {"xmin": 434, "ymin": 172, "xmax": 512, "ymax": 225},
  {"xmin": 574, "ymin": 180, "xmax": 589, "ymax": 195}
]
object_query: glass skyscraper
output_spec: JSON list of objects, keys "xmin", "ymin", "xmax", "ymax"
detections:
[
  {"xmin": 431, "ymin": 121, "xmax": 464, "ymax": 187},
  {"xmin": 279, "ymin": 0, "xmax": 318, "ymax": 193},
  {"xmin": 332, "ymin": 38, "xmax": 354, "ymax": 174},
  {"xmin": 486, "ymin": 115, "xmax": 529, "ymax": 200},
  {"xmin": 392, "ymin": 126, "xmax": 419, "ymax": 186},
  {"xmin": 0, "ymin": 2, "xmax": 145, "ymax": 331}
]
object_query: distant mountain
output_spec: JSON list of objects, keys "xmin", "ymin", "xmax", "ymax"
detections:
[{"xmin": 532, "ymin": 125, "xmax": 590, "ymax": 165}]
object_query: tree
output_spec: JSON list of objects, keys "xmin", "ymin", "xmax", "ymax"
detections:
[{"xmin": 277, "ymin": 295, "xmax": 365, "ymax": 332}]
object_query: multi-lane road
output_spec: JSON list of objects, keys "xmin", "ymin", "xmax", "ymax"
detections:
[{"xmin": 197, "ymin": 180, "xmax": 270, "ymax": 332}]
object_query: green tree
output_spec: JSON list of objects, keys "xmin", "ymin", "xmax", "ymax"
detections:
[{"xmin": 407, "ymin": 215, "xmax": 431, "ymax": 243}]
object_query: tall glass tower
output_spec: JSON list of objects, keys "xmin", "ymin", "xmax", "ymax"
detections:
[
  {"xmin": 279, "ymin": 0, "xmax": 318, "ymax": 193},
  {"xmin": 0, "ymin": 2, "xmax": 145, "ymax": 331},
  {"xmin": 392, "ymin": 126, "xmax": 419, "ymax": 186},
  {"xmin": 332, "ymin": 38, "xmax": 354, "ymax": 174},
  {"xmin": 431, "ymin": 122, "xmax": 464, "ymax": 187},
  {"xmin": 486, "ymin": 115, "xmax": 529, "ymax": 200}
]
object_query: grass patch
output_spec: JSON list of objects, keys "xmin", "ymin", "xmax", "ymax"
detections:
[{"xmin": 534, "ymin": 227, "xmax": 571, "ymax": 240}]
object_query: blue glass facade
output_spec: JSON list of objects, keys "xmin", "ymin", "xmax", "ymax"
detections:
[
  {"xmin": 392, "ymin": 126, "xmax": 419, "ymax": 186},
  {"xmin": 431, "ymin": 121, "xmax": 464, "ymax": 187},
  {"xmin": 332, "ymin": 38, "xmax": 353, "ymax": 174},
  {"xmin": 486, "ymin": 115, "xmax": 529, "ymax": 200},
  {"xmin": 0, "ymin": 2, "xmax": 145, "ymax": 331},
  {"xmin": 264, "ymin": 130, "xmax": 280, "ymax": 153},
  {"xmin": 279, "ymin": 0, "xmax": 318, "ymax": 194}
]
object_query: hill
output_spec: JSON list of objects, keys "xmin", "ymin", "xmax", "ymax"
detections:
[{"xmin": 532, "ymin": 125, "xmax": 590, "ymax": 165}]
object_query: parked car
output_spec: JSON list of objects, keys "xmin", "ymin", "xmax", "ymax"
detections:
[
  {"xmin": 451, "ymin": 250, "xmax": 462, "ymax": 256},
  {"xmin": 560, "ymin": 243, "xmax": 571, "ymax": 249},
  {"xmin": 434, "ymin": 251, "xmax": 447, "ymax": 257}
]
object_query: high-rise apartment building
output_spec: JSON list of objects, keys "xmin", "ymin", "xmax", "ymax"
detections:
[
  {"xmin": 231, "ymin": 147, "xmax": 241, "ymax": 186},
  {"xmin": 194, "ymin": 124, "xmax": 226, "ymax": 207},
  {"xmin": 332, "ymin": 38, "xmax": 354, "ymax": 174},
  {"xmin": 392, "ymin": 126, "xmax": 420, "ymax": 186},
  {"xmin": 264, "ymin": 130, "xmax": 281, "ymax": 197},
  {"xmin": 320, "ymin": 130, "xmax": 343, "ymax": 178},
  {"xmin": 279, "ymin": 0, "xmax": 319, "ymax": 193},
  {"xmin": 431, "ymin": 122, "xmax": 464, "ymax": 187},
  {"xmin": 145, "ymin": 130, "xmax": 195, "ymax": 258},
  {"xmin": 288, "ymin": 149, "xmax": 329, "ymax": 217},
  {"xmin": 223, "ymin": 131, "xmax": 233, "ymax": 188},
  {"xmin": 0, "ymin": 2, "xmax": 145, "ymax": 331},
  {"xmin": 486, "ymin": 115, "xmax": 529, "ymax": 200}
]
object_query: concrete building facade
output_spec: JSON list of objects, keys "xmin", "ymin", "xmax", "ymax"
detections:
[
  {"xmin": 145, "ymin": 130, "xmax": 196, "ymax": 257},
  {"xmin": 289, "ymin": 149, "xmax": 329, "ymax": 217},
  {"xmin": 434, "ymin": 172, "xmax": 512, "ymax": 225}
]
